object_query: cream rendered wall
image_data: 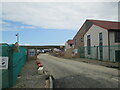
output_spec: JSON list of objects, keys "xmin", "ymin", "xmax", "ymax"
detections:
[
  {"xmin": 109, "ymin": 31, "xmax": 120, "ymax": 45},
  {"xmin": 65, "ymin": 42, "xmax": 74, "ymax": 51},
  {"xmin": 84, "ymin": 24, "xmax": 109, "ymax": 60},
  {"xmin": 109, "ymin": 31, "xmax": 120, "ymax": 61},
  {"xmin": 84, "ymin": 24, "xmax": 108, "ymax": 46}
]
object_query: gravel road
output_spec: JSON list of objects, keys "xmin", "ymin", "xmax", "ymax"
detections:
[{"xmin": 38, "ymin": 54, "xmax": 119, "ymax": 88}]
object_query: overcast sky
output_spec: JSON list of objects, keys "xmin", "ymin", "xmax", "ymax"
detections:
[
  {"xmin": 1, "ymin": 0, "xmax": 119, "ymax": 45},
  {"xmin": 1, "ymin": 2, "xmax": 118, "ymax": 30}
]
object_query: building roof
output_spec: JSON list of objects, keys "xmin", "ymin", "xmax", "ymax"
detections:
[
  {"xmin": 88, "ymin": 19, "xmax": 120, "ymax": 30},
  {"xmin": 73, "ymin": 19, "xmax": 120, "ymax": 39},
  {"xmin": 67, "ymin": 40, "xmax": 74, "ymax": 44}
]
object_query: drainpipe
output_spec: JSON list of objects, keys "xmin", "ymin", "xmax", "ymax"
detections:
[{"xmin": 108, "ymin": 31, "xmax": 110, "ymax": 61}]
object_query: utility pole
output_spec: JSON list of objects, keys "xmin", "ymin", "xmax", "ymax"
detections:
[{"xmin": 16, "ymin": 33, "xmax": 19, "ymax": 43}]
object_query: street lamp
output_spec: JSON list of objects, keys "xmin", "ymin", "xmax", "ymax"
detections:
[
  {"xmin": 16, "ymin": 33, "xmax": 19, "ymax": 43},
  {"xmin": 14, "ymin": 33, "xmax": 19, "ymax": 52}
]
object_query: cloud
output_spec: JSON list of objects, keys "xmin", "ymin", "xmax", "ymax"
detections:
[
  {"xmin": 1, "ymin": 19, "xmax": 37, "ymax": 31},
  {"xmin": 1, "ymin": 0, "xmax": 120, "ymax": 2},
  {"xmin": 20, "ymin": 26, "xmax": 36, "ymax": 29},
  {"xmin": 2, "ymin": 2, "xmax": 118, "ymax": 31},
  {"xmin": 20, "ymin": 43, "xmax": 30, "ymax": 46}
]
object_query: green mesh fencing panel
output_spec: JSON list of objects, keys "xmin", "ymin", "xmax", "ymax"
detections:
[
  {"xmin": 78, "ymin": 47, "xmax": 85, "ymax": 58},
  {"xmin": 0, "ymin": 44, "xmax": 27, "ymax": 89},
  {"xmin": 78, "ymin": 45, "xmax": 120, "ymax": 62},
  {"xmin": 12, "ymin": 47, "xmax": 27, "ymax": 86}
]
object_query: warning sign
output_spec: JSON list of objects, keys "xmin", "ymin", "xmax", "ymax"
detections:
[{"xmin": 0, "ymin": 57, "xmax": 9, "ymax": 69}]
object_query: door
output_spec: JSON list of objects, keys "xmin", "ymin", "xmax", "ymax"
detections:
[{"xmin": 115, "ymin": 50, "xmax": 120, "ymax": 62}]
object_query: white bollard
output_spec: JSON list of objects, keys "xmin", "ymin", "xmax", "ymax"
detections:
[{"xmin": 38, "ymin": 67, "xmax": 44, "ymax": 74}]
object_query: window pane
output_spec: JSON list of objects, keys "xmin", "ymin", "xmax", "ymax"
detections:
[{"xmin": 115, "ymin": 31, "xmax": 120, "ymax": 43}]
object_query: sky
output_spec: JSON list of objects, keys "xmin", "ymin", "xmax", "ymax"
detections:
[{"xmin": 0, "ymin": 0, "xmax": 119, "ymax": 45}]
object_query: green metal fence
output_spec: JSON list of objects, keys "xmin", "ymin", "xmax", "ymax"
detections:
[
  {"xmin": 0, "ymin": 43, "xmax": 27, "ymax": 89},
  {"xmin": 78, "ymin": 45, "xmax": 120, "ymax": 62}
]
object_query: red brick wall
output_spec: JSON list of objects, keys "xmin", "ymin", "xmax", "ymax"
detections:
[{"xmin": 73, "ymin": 20, "xmax": 93, "ymax": 49}]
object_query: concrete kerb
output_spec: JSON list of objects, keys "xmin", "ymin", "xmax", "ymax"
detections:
[
  {"xmin": 36, "ymin": 58, "xmax": 53, "ymax": 89},
  {"xmin": 49, "ymin": 75, "xmax": 53, "ymax": 88},
  {"xmin": 44, "ymin": 70, "xmax": 54, "ymax": 89}
]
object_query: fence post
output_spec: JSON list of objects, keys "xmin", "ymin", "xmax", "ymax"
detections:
[
  {"xmin": 35, "ymin": 48, "xmax": 37, "ymax": 60},
  {"xmin": 96, "ymin": 46, "xmax": 98, "ymax": 60}
]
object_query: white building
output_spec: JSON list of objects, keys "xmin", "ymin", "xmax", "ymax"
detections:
[
  {"xmin": 65, "ymin": 40, "xmax": 74, "ymax": 51},
  {"xmin": 84, "ymin": 20, "xmax": 120, "ymax": 62}
]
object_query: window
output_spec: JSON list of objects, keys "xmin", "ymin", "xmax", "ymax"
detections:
[
  {"xmin": 70, "ymin": 44, "xmax": 72, "ymax": 47},
  {"xmin": 99, "ymin": 32, "xmax": 103, "ymax": 46},
  {"xmin": 99, "ymin": 33, "xmax": 102, "ymax": 40},
  {"xmin": 80, "ymin": 37, "xmax": 84, "ymax": 42},
  {"xmin": 99, "ymin": 33, "xmax": 103, "ymax": 60},
  {"xmin": 115, "ymin": 31, "xmax": 120, "ymax": 43},
  {"xmin": 87, "ymin": 35, "xmax": 91, "ymax": 55}
]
